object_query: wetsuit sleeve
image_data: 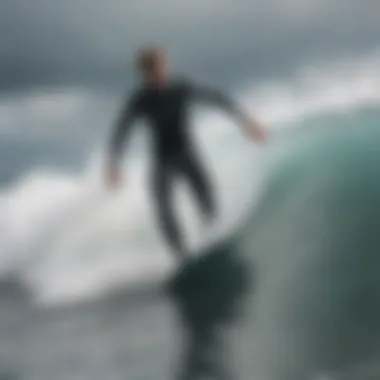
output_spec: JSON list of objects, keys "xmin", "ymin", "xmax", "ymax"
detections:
[
  {"xmin": 108, "ymin": 91, "xmax": 143, "ymax": 164},
  {"xmin": 185, "ymin": 81, "xmax": 250, "ymax": 125}
]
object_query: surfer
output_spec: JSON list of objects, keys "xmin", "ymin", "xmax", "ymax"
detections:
[{"xmin": 105, "ymin": 45, "xmax": 266, "ymax": 262}]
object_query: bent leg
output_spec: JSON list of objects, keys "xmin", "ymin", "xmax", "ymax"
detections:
[
  {"xmin": 180, "ymin": 151, "xmax": 217, "ymax": 222},
  {"xmin": 151, "ymin": 164, "xmax": 186, "ymax": 262}
]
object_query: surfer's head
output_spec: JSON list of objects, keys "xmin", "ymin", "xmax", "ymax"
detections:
[{"xmin": 136, "ymin": 45, "xmax": 169, "ymax": 87}]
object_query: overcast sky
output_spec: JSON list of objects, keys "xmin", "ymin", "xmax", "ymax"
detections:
[
  {"xmin": 1, "ymin": 0, "xmax": 380, "ymax": 92},
  {"xmin": 1, "ymin": 0, "xmax": 380, "ymax": 182}
]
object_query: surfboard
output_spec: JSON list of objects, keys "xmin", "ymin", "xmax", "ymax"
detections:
[{"xmin": 167, "ymin": 235, "xmax": 253, "ymax": 322}]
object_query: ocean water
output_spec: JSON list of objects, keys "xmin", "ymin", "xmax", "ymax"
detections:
[
  {"xmin": 245, "ymin": 107, "xmax": 380, "ymax": 380},
  {"xmin": 3, "ymin": 55, "xmax": 380, "ymax": 379}
]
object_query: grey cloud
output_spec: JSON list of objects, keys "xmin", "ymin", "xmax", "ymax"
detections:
[{"xmin": 0, "ymin": 0, "xmax": 380, "ymax": 92}]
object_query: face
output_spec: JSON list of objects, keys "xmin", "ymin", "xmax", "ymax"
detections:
[{"xmin": 143, "ymin": 51, "xmax": 170, "ymax": 86}]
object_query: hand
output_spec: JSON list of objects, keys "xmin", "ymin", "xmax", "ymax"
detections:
[
  {"xmin": 246, "ymin": 120, "xmax": 267, "ymax": 142},
  {"xmin": 105, "ymin": 162, "xmax": 123, "ymax": 190}
]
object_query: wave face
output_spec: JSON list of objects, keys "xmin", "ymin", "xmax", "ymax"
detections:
[
  {"xmin": 242, "ymin": 110, "xmax": 380, "ymax": 379},
  {"xmin": 2, "ymin": 52, "xmax": 380, "ymax": 308}
]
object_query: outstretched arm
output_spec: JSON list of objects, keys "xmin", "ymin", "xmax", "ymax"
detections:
[
  {"xmin": 187, "ymin": 82, "xmax": 266, "ymax": 141},
  {"xmin": 105, "ymin": 92, "xmax": 142, "ymax": 188}
]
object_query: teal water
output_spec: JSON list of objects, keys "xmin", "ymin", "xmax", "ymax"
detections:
[{"xmin": 244, "ymin": 106, "xmax": 380, "ymax": 379}]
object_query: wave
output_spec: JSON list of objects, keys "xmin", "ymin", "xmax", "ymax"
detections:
[
  {"xmin": 2, "ymin": 51, "xmax": 380, "ymax": 306},
  {"xmin": 242, "ymin": 119, "xmax": 380, "ymax": 379}
]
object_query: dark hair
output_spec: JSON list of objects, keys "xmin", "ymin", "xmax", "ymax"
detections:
[{"xmin": 136, "ymin": 45, "xmax": 166, "ymax": 74}]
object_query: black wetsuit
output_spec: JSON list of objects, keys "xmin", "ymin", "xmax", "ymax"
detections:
[{"xmin": 109, "ymin": 79, "xmax": 246, "ymax": 257}]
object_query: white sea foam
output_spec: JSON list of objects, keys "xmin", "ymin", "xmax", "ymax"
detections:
[{"xmin": 2, "ymin": 50, "xmax": 380, "ymax": 306}]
